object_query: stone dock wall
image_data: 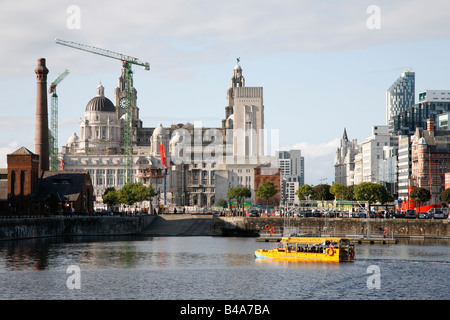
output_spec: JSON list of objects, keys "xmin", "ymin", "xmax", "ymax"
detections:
[
  {"xmin": 0, "ymin": 215, "xmax": 449, "ymax": 241},
  {"xmin": 0, "ymin": 215, "xmax": 156, "ymax": 241},
  {"xmin": 213, "ymin": 217, "xmax": 450, "ymax": 238}
]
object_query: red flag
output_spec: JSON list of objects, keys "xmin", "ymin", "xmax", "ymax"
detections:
[
  {"xmin": 159, "ymin": 144, "xmax": 167, "ymax": 168},
  {"xmin": 60, "ymin": 160, "xmax": 64, "ymax": 171}
]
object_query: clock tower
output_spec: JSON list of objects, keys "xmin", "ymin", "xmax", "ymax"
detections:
[{"xmin": 114, "ymin": 66, "xmax": 142, "ymax": 128}]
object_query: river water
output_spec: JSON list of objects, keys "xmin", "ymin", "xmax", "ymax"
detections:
[{"xmin": 0, "ymin": 236, "xmax": 448, "ymax": 300}]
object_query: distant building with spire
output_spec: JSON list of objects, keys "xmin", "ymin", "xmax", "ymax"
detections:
[{"xmin": 334, "ymin": 128, "xmax": 360, "ymax": 186}]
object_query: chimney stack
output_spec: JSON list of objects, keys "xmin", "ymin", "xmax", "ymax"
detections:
[
  {"xmin": 427, "ymin": 118, "xmax": 435, "ymax": 137},
  {"xmin": 34, "ymin": 58, "xmax": 49, "ymax": 173}
]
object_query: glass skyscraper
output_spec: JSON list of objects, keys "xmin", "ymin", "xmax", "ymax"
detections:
[{"xmin": 386, "ymin": 71, "xmax": 415, "ymax": 131}]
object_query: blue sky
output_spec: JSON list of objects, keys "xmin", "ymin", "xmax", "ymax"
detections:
[{"xmin": 1, "ymin": 0, "xmax": 450, "ymax": 185}]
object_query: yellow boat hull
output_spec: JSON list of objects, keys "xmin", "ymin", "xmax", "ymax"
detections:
[
  {"xmin": 255, "ymin": 237, "xmax": 355, "ymax": 263},
  {"xmin": 254, "ymin": 248, "xmax": 342, "ymax": 263}
]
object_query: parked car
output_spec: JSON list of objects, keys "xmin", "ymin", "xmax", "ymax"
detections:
[
  {"xmin": 352, "ymin": 211, "xmax": 366, "ymax": 218},
  {"xmin": 418, "ymin": 212, "xmax": 428, "ymax": 219},
  {"xmin": 300, "ymin": 210, "xmax": 313, "ymax": 217},
  {"xmin": 432, "ymin": 210, "xmax": 445, "ymax": 219},
  {"xmin": 405, "ymin": 209, "xmax": 417, "ymax": 219},
  {"xmin": 311, "ymin": 210, "xmax": 322, "ymax": 218},
  {"xmin": 394, "ymin": 211, "xmax": 406, "ymax": 218},
  {"xmin": 249, "ymin": 210, "xmax": 260, "ymax": 217}
]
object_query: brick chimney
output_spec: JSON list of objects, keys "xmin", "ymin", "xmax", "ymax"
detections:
[
  {"xmin": 427, "ymin": 118, "xmax": 434, "ymax": 137},
  {"xmin": 34, "ymin": 58, "xmax": 49, "ymax": 173}
]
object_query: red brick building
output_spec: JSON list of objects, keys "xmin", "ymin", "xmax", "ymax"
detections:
[
  {"xmin": 2, "ymin": 147, "xmax": 94, "ymax": 214},
  {"xmin": 254, "ymin": 164, "xmax": 280, "ymax": 206},
  {"xmin": 411, "ymin": 118, "xmax": 450, "ymax": 205}
]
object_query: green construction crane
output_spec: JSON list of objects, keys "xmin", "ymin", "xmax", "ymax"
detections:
[
  {"xmin": 49, "ymin": 69, "xmax": 70, "ymax": 171},
  {"xmin": 55, "ymin": 39, "xmax": 150, "ymax": 183}
]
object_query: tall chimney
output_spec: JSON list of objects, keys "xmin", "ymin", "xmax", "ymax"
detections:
[
  {"xmin": 34, "ymin": 58, "xmax": 49, "ymax": 173},
  {"xmin": 427, "ymin": 118, "xmax": 434, "ymax": 137}
]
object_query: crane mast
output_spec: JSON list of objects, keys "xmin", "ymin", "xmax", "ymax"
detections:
[
  {"xmin": 55, "ymin": 39, "xmax": 150, "ymax": 184},
  {"xmin": 49, "ymin": 69, "xmax": 69, "ymax": 171}
]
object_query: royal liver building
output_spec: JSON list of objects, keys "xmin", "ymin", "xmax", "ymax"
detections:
[{"xmin": 60, "ymin": 60, "xmax": 273, "ymax": 210}]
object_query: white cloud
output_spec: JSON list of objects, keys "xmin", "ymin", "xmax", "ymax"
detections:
[
  {"xmin": 281, "ymin": 138, "xmax": 339, "ymax": 185},
  {"xmin": 3, "ymin": 0, "xmax": 450, "ymax": 79}
]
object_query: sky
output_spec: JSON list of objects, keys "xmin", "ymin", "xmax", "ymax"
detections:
[{"xmin": 2, "ymin": 0, "xmax": 450, "ymax": 185}]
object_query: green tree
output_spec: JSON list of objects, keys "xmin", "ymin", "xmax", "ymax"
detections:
[
  {"xmin": 311, "ymin": 184, "xmax": 334, "ymax": 201},
  {"xmin": 345, "ymin": 185, "xmax": 355, "ymax": 201},
  {"xmin": 216, "ymin": 198, "xmax": 228, "ymax": 208},
  {"xmin": 118, "ymin": 183, "xmax": 156, "ymax": 206},
  {"xmin": 256, "ymin": 181, "xmax": 278, "ymax": 207},
  {"xmin": 410, "ymin": 187, "xmax": 431, "ymax": 213},
  {"xmin": 353, "ymin": 182, "xmax": 389, "ymax": 205},
  {"xmin": 227, "ymin": 187, "xmax": 251, "ymax": 216},
  {"xmin": 330, "ymin": 183, "xmax": 347, "ymax": 200},
  {"xmin": 103, "ymin": 187, "xmax": 119, "ymax": 208},
  {"xmin": 440, "ymin": 188, "xmax": 450, "ymax": 205},
  {"xmin": 295, "ymin": 184, "xmax": 312, "ymax": 200}
]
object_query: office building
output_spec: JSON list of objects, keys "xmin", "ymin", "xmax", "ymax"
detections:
[{"xmin": 386, "ymin": 71, "xmax": 415, "ymax": 130}]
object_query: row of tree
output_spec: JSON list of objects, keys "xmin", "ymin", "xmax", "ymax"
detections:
[
  {"xmin": 296, "ymin": 182, "xmax": 450, "ymax": 206},
  {"xmin": 102, "ymin": 183, "xmax": 156, "ymax": 208},
  {"xmin": 217, "ymin": 181, "xmax": 279, "ymax": 213},
  {"xmin": 103, "ymin": 181, "xmax": 279, "ymax": 212},
  {"xmin": 102, "ymin": 181, "xmax": 450, "ymax": 211}
]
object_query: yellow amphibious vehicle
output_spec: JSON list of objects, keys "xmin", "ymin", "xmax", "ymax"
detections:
[{"xmin": 254, "ymin": 237, "xmax": 355, "ymax": 263}]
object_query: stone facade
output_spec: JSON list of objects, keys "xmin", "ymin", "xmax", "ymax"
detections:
[{"xmin": 61, "ymin": 61, "xmax": 274, "ymax": 209}]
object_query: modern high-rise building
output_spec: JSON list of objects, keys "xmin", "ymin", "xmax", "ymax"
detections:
[
  {"xmin": 397, "ymin": 135, "xmax": 411, "ymax": 201},
  {"xmin": 278, "ymin": 150, "xmax": 304, "ymax": 205},
  {"xmin": 386, "ymin": 71, "xmax": 415, "ymax": 130},
  {"xmin": 392, "ymin": 90, "xmax": 450, "ymax": 135},
  {"xmin": 360, "ymin": 125, "xmax": 392, "ymax": 183}
]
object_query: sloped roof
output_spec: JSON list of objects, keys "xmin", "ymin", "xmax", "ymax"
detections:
[{"xmin": 10, "ymin": 146, "xmax": 35, "ymax": 155}]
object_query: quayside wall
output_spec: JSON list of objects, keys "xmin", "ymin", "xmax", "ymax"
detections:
[
  {"xmin": 0, "ymin": 215, "xmax": 156, "ymax": 241},
  {"xmin": 213, "ymin": 217, "xmax": 450, "ymax": 238}
]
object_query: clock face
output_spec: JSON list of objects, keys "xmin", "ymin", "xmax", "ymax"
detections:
[{"xmin": 119, "ymin": 98, "xmax": 127, "ymax": 108}]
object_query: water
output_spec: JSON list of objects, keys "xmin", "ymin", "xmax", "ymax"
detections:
[{"xmin": 0, "ymin": 236, "xmax": 448, "ymax": 300}]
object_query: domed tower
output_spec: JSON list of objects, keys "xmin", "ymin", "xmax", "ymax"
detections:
[
  {"xmin": 77, "ymin": 83, "xmax": 122, "ymax": 153},
  {"xmin": 150, "ymin": 123, "xmax": 169, "ymax": 160}
]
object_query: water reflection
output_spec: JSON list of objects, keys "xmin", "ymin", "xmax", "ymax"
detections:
[
  {"xmin": 0, "ymin": 236, "xmax": 449, "ymax": 272},
  {"xmin": 254, "ymin": 259, "xmax": 341, "ymax": 270},
  {"xmin": 0, "ymin": 236, "xmax": 449, "ymax": 299}
]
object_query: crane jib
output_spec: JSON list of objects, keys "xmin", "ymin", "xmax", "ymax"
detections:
[{"xmin": 54, "ymin": 38, "xmax": 150, "ymax": 70}]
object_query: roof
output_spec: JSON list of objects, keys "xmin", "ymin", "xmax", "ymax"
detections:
[
  {"xmin": 10, "ymin": 146, "xmax": 35, "ymax": 155},
  {"xmin": 85, "ymin": 96, "xmax": 115, "ymax": 112},
  {"xmin": 34, "ymin": 171, "xmax": 91, "ymax": 202}
]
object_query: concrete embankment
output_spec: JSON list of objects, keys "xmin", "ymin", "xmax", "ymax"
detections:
[
  {"xmin": 0, "ymin": 215, "xmax": 156, "ymax": 241},
  {"xmin": 215, "ymin": 216, "xmax": 450, "ymax": 238},
  {"xmin": 138, "ymin": 214, "xmax": 220, "ymax": 236},
  {"xmin": 0, "ymin": 214, "xmax": 449, "ymax": 241}
]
